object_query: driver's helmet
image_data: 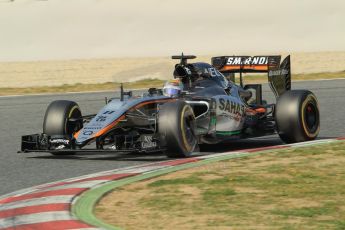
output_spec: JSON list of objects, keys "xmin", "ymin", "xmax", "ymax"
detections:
[
  {"xmin": 163, "ymin": 79, "xmax": 184, "ymax": 97},
  {"xmin": 191, "ymin": 63, "xmax": 229, "ymax": 89}
]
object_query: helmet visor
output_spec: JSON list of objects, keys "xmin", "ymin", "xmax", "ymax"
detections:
[{"xmin": 163, "ymin": 87, "xmax": 180, "ymax": 96}]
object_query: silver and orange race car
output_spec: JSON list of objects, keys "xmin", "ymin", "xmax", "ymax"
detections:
[{"xmin": 20, "ymin": 54, "xmax": 320, "ymax": 157}]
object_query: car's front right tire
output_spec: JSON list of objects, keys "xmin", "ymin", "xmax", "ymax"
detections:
[{"xmin": 43, "ymin": 100, "xmax": 83, "ymax": 155}]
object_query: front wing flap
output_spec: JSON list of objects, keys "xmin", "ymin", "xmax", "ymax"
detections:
[{"xmin": 19, "ymin": 133, "xmax": 165, "ymax": 154}]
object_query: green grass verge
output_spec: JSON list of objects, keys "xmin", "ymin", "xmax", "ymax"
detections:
[
  {"xmin": 72, "ymin": 151, "xmax": 255, "ymax": 230},
  {"xmin": 1, "ymin": 71, "xmax": 345, "ymax": 96},
  {"xmin": 125, "ymin": 141, "xmax": 344, "ymax": 229},
  {"xmin": 73, "ymin": 139, "xmax": 344, "ymax": 229}
]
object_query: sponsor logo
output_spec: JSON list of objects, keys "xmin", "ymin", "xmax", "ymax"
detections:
[
  {"xmin": 269, "ymin": 69, "xmax": 289, "ymax": 76},
  {"xmin": 219, "ymin": 113, "xmax": 243, "ymax": 122},
  {"xmin": 50, "ymin": 139, "xmax": 70, "ymax": 145},
  {"xmin": 141, "ymin": 136, "xmax": 157, "ymax": 149},
  {"xmin": 83, "ymin": 127, "xmax": 101, "ymax": 130},
  {"xmin": 83, "ymin": 131, "xmax": 94, "ymax": 135},
  {"xmin": 40, "ymin": 135, "xmax": 48, "ymax": 146},
  {"xmin": 226, "ymin": 56, "xmax": 268, "ymax": 65},
  {"xmin": 203, "ymin": 67, "xmax": 222, "ymax": 77},
  {"xmin": 108, "ymin": 145, "xmax": 117, "ymax": 150},
  {"xmin": 218, "ymin": 98, "xmax": 245, "ymax": 116},
  {"xmin": 55, "ymin": 145, "xmax": 66, "ymax": 150}
]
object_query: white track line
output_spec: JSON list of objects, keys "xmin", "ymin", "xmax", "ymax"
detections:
[
  {"xmin": 288, "ymin": 139, "xmax": 337, "ymax": 147},
  {"xmin": 196, "ymin": 151, "xmax": 246, "ymax": 159},
  {"xmin": 0, "ymin": 196, "xmax": 74, "ymax": 212},
  {"xmin": 0, "ymin": 211, "xmax": 73, "ymax": 229},
  {"xmin": 37, "ymin": 180, "xmax": 109, "ymax": 193},
  {"xmin": 116, "ymin": 165, "xmax": 168, "ymax": 174}
]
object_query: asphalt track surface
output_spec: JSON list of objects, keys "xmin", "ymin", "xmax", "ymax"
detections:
[{"xmin": 0, "ymin": 79, "xmax": 344, "ymax": 196}]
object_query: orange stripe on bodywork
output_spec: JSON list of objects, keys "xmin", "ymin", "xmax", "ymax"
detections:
[
  {"xmin": 92, "ymin": 115, "xmax": 126, "ymax": 137},
  {"xmin": 133, "ymin": 99, "xmax": 175, "ymax": 109},
  {"xmin": 246, "ymin": 107, "xmax": 266, "ymax": 115},
  {"xmin": 220, "ymin": 65, "xmax": 268, "ymax": 72},
  {"xmin": 255, "ymin": 107, "xmax": 266, "ymax": 113},
  {"xmin": 73, "ymin": 130, "xmax": 81, "ymax": 139}
]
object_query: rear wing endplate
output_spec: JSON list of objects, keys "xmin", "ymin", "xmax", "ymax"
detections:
[{"xmin": 268, "ymin": 55, "xmax": 291, "ymax": 97}]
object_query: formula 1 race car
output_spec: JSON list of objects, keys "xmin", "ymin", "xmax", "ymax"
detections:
[{"xmin": 20, "ymin": 54, "xmax": 320, "ymax": 157}]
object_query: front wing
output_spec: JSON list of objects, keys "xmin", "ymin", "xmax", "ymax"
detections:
[{"xmin": 19, "ymin": 133, "xmax": 165, "ymax": 154}]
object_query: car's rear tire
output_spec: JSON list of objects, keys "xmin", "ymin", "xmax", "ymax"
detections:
[
  {"xmin": 275, "ymin": 90, "xmax": 320, "ymax": 143},
  {"xmin": 158, "ymin": 101, "xmax": 197, "ymax": 158},
  {"xmin": 43, "ymin": 100, "xmax": 83, "ymax": 155}
]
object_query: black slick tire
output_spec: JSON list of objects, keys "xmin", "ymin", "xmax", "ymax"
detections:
[
  {"xmin": 275, "ymin": 90, "xmax": 320, "ymax": 143},
  {"xmin": 158, "ymin": 101, "xmax": 197, "ymax": 158},
  {"xmin": 43, "ymin": 100, "xmax": 83, "ymax": 155}
]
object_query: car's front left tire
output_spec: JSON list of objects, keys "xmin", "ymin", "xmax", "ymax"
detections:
[{"xmin": 158, "ymin": 101, "xmax": 197, "ymax": 158}]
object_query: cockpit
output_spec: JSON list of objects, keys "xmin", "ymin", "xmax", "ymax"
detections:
[{"xmin": 173, "ymin": 62, "xmax": 230, "ymax": 90}]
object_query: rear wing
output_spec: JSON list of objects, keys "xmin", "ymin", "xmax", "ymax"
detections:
[{"xmin": 211, "ymin": 55, "xmax": 291, "ymax": 97}]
